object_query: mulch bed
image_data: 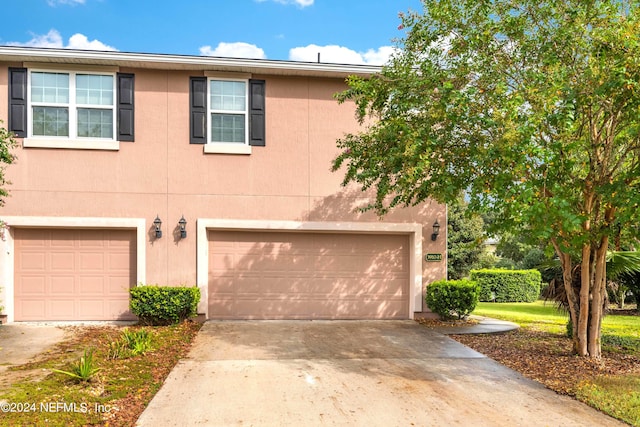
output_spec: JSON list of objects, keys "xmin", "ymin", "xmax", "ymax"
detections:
[{"xmin": 418, "ymin": 315, "xmax": 640, "ymax": 397}]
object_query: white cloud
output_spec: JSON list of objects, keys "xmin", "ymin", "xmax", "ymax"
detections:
[
  {"xmin": 255, "ymin": 0, "xmax": 313, "ymax": 7},
  {"xmin": 67, "ymin": 33, "xmax": 116, "ymax": 51},
  {"xmin": 289, "ymin": 44, "xmax": 395, "ymax": 65},
  {"xmin": 200, "ymin": 42, "xmax": 266, "ymax": 59},
  {"xmin": 7, "ymin": 29, "xmax": 117, "ymax": 51},
  {"xmin": 47, "ymin": 0, "xmax": 86, "ymax": 6}
]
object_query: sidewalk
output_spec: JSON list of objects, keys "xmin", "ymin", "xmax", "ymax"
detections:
[{"xmin": 426, "ymin": 316, "xmax": 520, "ymax": 335}]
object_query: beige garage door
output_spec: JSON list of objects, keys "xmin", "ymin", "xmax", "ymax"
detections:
[
  {"xmin": 14, "ymin": 228, "xmax": 136, "ymax": 321},
  {"xmin": 208, "ymin": 231, "xmax": 410, "ymax": 319}
]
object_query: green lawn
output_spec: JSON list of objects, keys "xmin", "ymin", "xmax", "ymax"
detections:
[
  {"xmin": 473, "ymin": 301, "xmax": 569, "ymax": 334},
  {"xmin": 471, "ymin": 301, "xmax": 640, "ymax": 426},
  {"xmin": 473, "ymin": 301, "xmax": 640, "ymax": 347}
]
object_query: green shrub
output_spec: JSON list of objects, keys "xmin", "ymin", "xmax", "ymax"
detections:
[
  {"xmin": 130, "ymin": 285, "xmax": 200, "ymax": 325},
  {"xmin": 471, "ymin": 269, "xmax": 541, "ymax": 302},
  {"xmin": 426, "ymin": 279, "xmax": 480, "ymax": 320}
]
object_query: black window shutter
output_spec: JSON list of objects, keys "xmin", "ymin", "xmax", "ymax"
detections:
[
  {"xmin": 249, "ymin": 79, "xmax": 266, "ymax": 146},
  {"xmin": 8, "ymin": 67, "xmax": 27, "ymax": 138},
  {"xmin": 117, "ymin": 73, "xmax": 135, "ymax": 142},
  {"xmin": 190, "ymin": 77, "xmax": 207, "ymax": 144}
]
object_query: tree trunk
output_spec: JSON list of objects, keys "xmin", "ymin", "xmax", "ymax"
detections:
[
  {"xmin": 576, "ymin": 244, "xmax": 592, "ymax": 356},
  {"xmin": 617, "ymin": 289, "xmax": 625, "ymax": 309},
  {"xmin": 588, "ymin": 239, "xmax": 608, "ymax": 359},
  {"xmin": 553, "ymin": 243, "xmax": 605, "ymax": 358},
  {"xmin": 552, "ymin": 240, "xmax": 580, "ymax": 354}
]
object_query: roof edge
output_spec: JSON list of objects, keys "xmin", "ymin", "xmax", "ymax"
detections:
[{"xmin": 0, "ymin": 46, "xmax": 382, "ymax": 78}]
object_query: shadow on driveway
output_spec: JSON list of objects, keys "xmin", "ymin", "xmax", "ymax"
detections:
[{"xmin": 136, "ymin": 320, "xmax": 624, "ymax": 427}]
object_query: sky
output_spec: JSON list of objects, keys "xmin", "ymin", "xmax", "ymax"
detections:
[{"xmin": 0, "ymin": 0, "xmax": 424, "ymax": 65}]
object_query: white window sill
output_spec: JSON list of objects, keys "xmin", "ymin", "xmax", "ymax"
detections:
[
  {"xmin": 23, "ymin": 138, "xmax": 120, "ymax": 151},
  {"xmin": 203, "ymin": 143, "xmax": 252, "ymax": 155}
]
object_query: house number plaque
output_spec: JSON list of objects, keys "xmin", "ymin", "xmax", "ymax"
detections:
[{"xmin": 425, "ymin": 253, "xmax": 443, "ymax": 262}]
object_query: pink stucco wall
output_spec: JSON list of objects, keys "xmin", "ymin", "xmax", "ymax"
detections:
[{"xmin": 0, "ymin": 62, "xmax": 446, "ymax": 313}]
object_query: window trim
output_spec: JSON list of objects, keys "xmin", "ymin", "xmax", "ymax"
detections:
[
  {"xmin": 207, "ymin": 77, "xmax": 249, "ymax": 146},
  {"xmin": 203, "ymin": 143, "xmax": 251, "ymax": 155},
  {"xmin": 24, "ymin": 68, "xmax": 119, "ymax": 150}
]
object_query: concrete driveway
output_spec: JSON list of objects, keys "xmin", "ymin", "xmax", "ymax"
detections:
[{"xmin": 136, "ymin": 320, "xmax": 624, "ymax": 427}]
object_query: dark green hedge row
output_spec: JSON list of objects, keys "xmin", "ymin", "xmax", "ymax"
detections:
[
  {"xmin": 470, "ymin": 269, "xmax": 541, "ymax": 302},
  {"xmin": 130, "ymin": 285, "xmax": 200, "ymax": 325},
  {"xmin": 425, "ymin": 279, "xmax": 480, "ymax": 320}
]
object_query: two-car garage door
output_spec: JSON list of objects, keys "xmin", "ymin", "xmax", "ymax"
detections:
[
  {"xmin": 208, "ymin": 231, "xmax": 410, "ymax": 319},
  {"xmin": 11, "ymin": 228, "xmax": 410, "ymax": 321},
  {"xmin": 13, "ymin": 228, "xmax": 136, "ymax": 321}
]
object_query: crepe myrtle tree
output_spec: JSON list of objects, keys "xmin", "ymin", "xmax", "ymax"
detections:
[{"xmin": 332, "ymin": 0, "xmax": 640, "ymax": 358}]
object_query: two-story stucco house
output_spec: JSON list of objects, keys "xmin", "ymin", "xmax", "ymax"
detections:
[{"xmin": 0, "ymin": 47, "xmax": 446, "ymax": 323}]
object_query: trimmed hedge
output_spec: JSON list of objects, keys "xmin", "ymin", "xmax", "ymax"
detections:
[
  {"xmin": 470, "ymin": 269, "xmax": 541, "ymax": 302},
  {"xmin": 425, "ymin": 279, "xmax": 480, "ymax": 320},
  {"xmin": 130, "ymin": 285, "xmax": 200, "ymax": 325}
]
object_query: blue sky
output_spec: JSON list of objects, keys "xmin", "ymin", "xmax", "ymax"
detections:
[{"xmin": 1, "ymin": 0, "xmax": 424, "ymax": 65}]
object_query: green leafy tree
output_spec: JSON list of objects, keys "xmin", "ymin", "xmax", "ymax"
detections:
[
  {"xmin": 496, "ymin": 233, "xmax": 536, "ymax": 266},
  {"xmin": 332, "ymin": 0, "xmax": 640, "ymax": 358},
  {"xmin": 447, "ymin": 195, "xmax": 485, "ymax": 279}
]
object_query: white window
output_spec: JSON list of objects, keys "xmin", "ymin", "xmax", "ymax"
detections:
[
  {"xmin": 209, "ymin": 79, "xmax": 247, "ymax": 144},
  {"xmin": 29, "ymin": 71, "xmax": 115, "ymax": 140}
]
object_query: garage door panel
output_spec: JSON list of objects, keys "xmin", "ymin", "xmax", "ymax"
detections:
[
  {"xmin": 79, "ymin": 252, "xmax": 105, "ymax": 270},
  {"xmin": 18, "ymin": 252, "xmax": 46, "ymax": 270},
  {"xmin": 20, "ymin": 276, "xmax": 47, "ymax": 294},
  {"xmin": 51, "ymin": 276, "xmax": 75, "ymax": 293},
  {"xmin": 79, "ymin": 276, "xmax": 105, "ymax": 294},
  {"xmin": 308, "ymin": 279, "xmax": 405, "ymax": 297},
  {"xmin": 14, "ymin": 228, "xmax": 136, "ymax": 321},
  {"xmin": 109, "ymin": 252, "xmax": 131, "ymax": 270},
  {"xmin": 50, "ymin": 230, "xmax": 74, "ymax": 246},
  {"xmin": 107, "ymin": 276, "xmax": 131, "ymax": 294},
  {"xmin": 50, "ymin": 252, "xmax": 75, "ymax": 270},
  {"xmin": 77, "ymin": 230, "xmax": 105, "ymax": 245},
  {"xmin": 78, "ymin": 300, "xmax": 108, "ymax": 317},
  {"xmin": 208, "ymin": 297, "xmax": 235, "ymax": 317},
  {"xmin": 17, "ymin": 232, "xmax": 46, "ymax": 247},
  {"xmin": 50, "ymin": 299, "xmax": 75, "ymax": 318},
  {"xmin": 208, "ymin": 231, "xmax": 410, "ymax": 319},
  {"xmin": 17, "ymin": 300, "xmax": 45, "ymax": 318}
]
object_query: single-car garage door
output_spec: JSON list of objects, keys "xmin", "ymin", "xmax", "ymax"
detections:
[
  {"xmin": 208, "ymin": 231, "xmax": 409, "ymax": 319},
  {"xmin": 14, "ymin": 228, "xmax": 136, "ymax": 321}
]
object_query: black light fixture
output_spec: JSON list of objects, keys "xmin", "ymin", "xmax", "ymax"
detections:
[
  {"xmin": 178, "ymin": 215, "xmax": 187, "ymax": 239},
  {"xmin": 153, "ymin": 215, "xmax": 162, "ymax": 239},
  {"xmin": 431, "ymin": 219, "xmax": 440, "ymax": 241}
]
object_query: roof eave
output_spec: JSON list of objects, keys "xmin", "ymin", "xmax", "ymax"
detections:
[{"xmin": 0, "ymin": 46, "xmax": 381, "ymax": 78}]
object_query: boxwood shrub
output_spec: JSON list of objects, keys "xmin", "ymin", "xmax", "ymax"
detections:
[
  {"xmin": 470, "ymin": 269, "xmax": 541, "ymax": 303},
  {"xmin": 130, "ymin": 285, "xmax": 200, "ymax": 325},
  {"xmin": 425, "ymin": 279, "xmax": 480, "ymax": 320}
]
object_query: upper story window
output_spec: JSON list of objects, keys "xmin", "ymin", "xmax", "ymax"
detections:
[
  {"xmin": 8, "ymin": 67, "xmax": 135, "ymax": 150},
  {"xmin": 190, "ymin": 76, "xmax": 265, "ymax": 154},
  {"xmin": 209, "ymin": 79, "xmax": 247, "ymax": 144},
  {"xmin": 30, "ymin": 71, "xmax": 115, "ymax": 139}
]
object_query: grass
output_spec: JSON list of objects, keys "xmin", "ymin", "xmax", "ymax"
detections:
[
  {"xmin": 0, "ymin": 321, "xmax": 200, "ymax": 427},
  {"xmin": 577, "ymin": 376, "xmax": 640, "ymax": 427},
  {"xmin": 471, "ymin": 301, "xmax": 640, "ymax": 425},
  {"xmin": 474, "ymin": 301, "xmax": 640, "ymax": 349},
  {"xmin": 473, "ymin": 300, "xmax": 569, "ymax": 334}
]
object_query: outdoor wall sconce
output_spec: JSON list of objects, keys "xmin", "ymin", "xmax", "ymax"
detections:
[
  {"xmin": 431, "ymin": 219, "xmax": 440, "ymax": 241},
  {"xmin": 153, "ymin": 215, "xmax": 162, "ymax": 239},
  {"xmin": 178, "ymin": 215, "xmax": 187, "ymax": 239}
]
